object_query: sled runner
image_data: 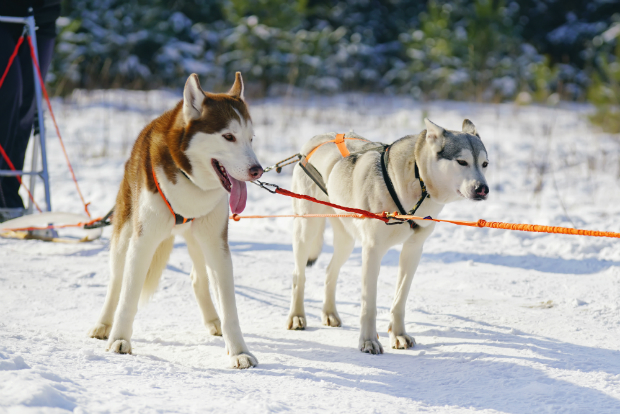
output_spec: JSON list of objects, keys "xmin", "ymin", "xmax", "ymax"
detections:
[{"xmin": 0, "ymin": 212, "xmax": 103, "ymax": 243}]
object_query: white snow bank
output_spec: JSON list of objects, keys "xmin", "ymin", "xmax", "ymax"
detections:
[{"xmin": 1, "ymin": 91, "xmax": 620, "ymax": 413}]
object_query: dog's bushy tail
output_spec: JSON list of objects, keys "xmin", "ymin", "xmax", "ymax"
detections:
[
  {"xmin": 139, "ymin": 236, "xmax": 174, "ymax": 307},
  {"xmin": 305, "ymin": 218, "xmax": 325, "ymax": 267}
]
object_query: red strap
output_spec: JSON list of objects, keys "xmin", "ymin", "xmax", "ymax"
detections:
[
  {"xmin": 275, "ymin": 187, "xmax": 389, "ymax": 223},
  {"xmin": 152, "ymin": 167, "xmax": 177, "ymax": 222},
  {"xmin": 27, "ymin": 36, "xmax": 91, "ymax": 217},
  {"xmin": 0, "ymin": 35, "xmax": 24, "ymax": 90},
  {"xmin": 0, "ymin": 141, "xmax": 42, "ymax": 212},
  {"xmin": 0, "ymin": 34, "xmax": 42, "ymax": 212}
]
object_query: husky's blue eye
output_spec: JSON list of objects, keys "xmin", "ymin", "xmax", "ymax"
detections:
[
  {"xmin": 457, "ymin": 160, "xmax": 468, "ymax": 166},
  {"xmin": 222, "ymin": 133, "xmax": 236, "ymax": 142}
]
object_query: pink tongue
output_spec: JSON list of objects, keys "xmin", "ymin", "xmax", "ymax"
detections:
[{"xmin": 228, "ymin": 174, "xmax": 247, "ymax": 214}]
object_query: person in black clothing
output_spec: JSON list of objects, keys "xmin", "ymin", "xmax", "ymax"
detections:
[{"xmin": 0, "ymin": 0, "xmax": 60, "ymax": 220}]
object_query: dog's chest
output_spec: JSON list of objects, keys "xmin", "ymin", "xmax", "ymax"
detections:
[{"xmin": 160, "ymin": 178, "xmax": 227, "ymax": 219}]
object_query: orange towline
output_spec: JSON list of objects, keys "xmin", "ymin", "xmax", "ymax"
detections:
[
  {"xmin": 238, "ymin": 181, "xmax": 620, "ymax": 239},
  {"xmin": 230, "ymin": 202, "xmax": 620, "ymax": 239},
  {"xmin": 388, "ymin": 214, "xmax": 620, "ymax": 238},
  {"xmin": 1, "ymin": 216, "xmax": 104, "ymax": 233}
]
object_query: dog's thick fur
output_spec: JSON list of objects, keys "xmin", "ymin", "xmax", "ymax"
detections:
[
  {"xmin": 287, "ymin": 119, "xmax": 489, "ymax": 354},
  {"xmin": 88, "ymin": 73, "xmax": 263, "ymax": 368}
]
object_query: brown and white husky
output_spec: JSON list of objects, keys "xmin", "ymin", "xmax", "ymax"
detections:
[{"xmin": 88, "ymin": 72, "xmax": 263, "ymax": 368}]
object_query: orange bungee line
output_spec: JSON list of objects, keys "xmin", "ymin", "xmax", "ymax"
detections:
[{"xmin": 394, "ymin": 214, "xmax": 620, "ymax": 238}]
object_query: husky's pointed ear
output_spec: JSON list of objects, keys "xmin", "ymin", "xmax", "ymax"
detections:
[
  {"xmin": 462, "ymin": 119, "xmax": 478, "ymax": 135},
  {"xmin": 424, "ymin": 118, "xmax": 445, "ymax": 151},
  {"xmin": 228, "ymin": 72, "xmax": 245, "ymax": 100},
  {"xmin": 183, "ymin": 74, "xmax": 205, "ymax": 123}
]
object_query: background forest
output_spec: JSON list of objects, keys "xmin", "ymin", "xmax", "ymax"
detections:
[{"xmin": 52, "ymin": 0, "xmax": 620, "ymax": 130}]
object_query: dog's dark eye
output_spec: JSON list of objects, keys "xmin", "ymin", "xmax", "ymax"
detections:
[
  {"xmin": 457, "ymin": 160, "xmax": 468, "ymax": 166},
  {"xmin": 482, "ymin": 161, "xmax": 489, "ymax": 168},
  {"xmin": 222, "ymin": 133, "xmax": 236, "ymax": 142}
]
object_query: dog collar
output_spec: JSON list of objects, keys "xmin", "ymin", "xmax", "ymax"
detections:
[
  {"xmin": 380, "ymin": 146, "xmax": 429, "ymax": 229},
  {"xmin": 152, "ymin": 167, "xmax": 194, "ymax": 225}
]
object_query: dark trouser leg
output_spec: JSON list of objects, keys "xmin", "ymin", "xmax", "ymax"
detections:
[
  {"xmin": 0, "ymin": 28, "xmax": 55, "ymax": 209},
  {"xmin": 0, "ymin": 26, "xmax": 23, "ymax": 208}
]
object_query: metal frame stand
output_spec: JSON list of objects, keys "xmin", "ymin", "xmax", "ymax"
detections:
[{"xmin": 0, "ymin": 9, "xmax": 52, "ymax": 215}]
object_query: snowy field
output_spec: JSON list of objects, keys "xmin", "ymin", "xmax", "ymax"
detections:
[{"xmin": 2, "ymin": 90, "xmax": 620, "ymax": 413}]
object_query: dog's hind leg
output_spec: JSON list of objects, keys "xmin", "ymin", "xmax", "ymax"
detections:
[
  {"xmin": 286, "ymin": 216, "xmax": 325, "ymax": 330},
  {"xmin": 322, "ymin": 217, "xmax": 354, "ymax": 327},
  {"xmin": 388, "ymin": 224, "xmax": 434, "ymax": 349},
  {"xmin": 88, "ymin": 222, "xmax": 132, "ymax": 340},
  {"xmin": 184, "ymin": 230, "xmax": 221, "ymax": 336}
]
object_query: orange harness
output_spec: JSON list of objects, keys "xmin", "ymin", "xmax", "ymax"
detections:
[
  {"xmin": 299, "ymin": 134, "xmax": 368, "ymax": 195},
  {"xmin": 303, "ymin": 133, "xmax": 367, "ymax": 162},
  {"xmin": 152, "ymin": 167, "xmax": 193, "ymax": 225}
]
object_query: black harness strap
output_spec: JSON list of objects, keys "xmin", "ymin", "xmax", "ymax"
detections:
[
  {"xmin": 297, "ymin": 140, "xmax": 429, "ymax": 229},
  {"xmin": 411, "ymin": 163, "xmax": 430, "ymax": 215},
  {"xmin": 380, "ymin": 145, "xmax": 429, "ymax": 229},
  {"xmin": 380, "ymin": 148, "xmax": 408, "ymax": 219},
  {"xmin": 299, "ymin": 157, "xmax": 329, "ymax": 196},
  {"xmin": 83, "ymin": 207, "xmax": 114, "ymax": 229},
  {"xmin": 175, "ymin": 170, "xmax": 196, "ymax": 224},
  {"xmin": 299, "ymin": 141, "xmax": 387, "ymax": 197},
  {"xmin": 174, "ymin": 213, "xmax": 191, "ymax": 225}
]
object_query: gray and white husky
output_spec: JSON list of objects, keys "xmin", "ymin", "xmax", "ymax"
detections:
[{"xmin": 287, "ymin": 118, "xmax": 489, "ymax": 354}]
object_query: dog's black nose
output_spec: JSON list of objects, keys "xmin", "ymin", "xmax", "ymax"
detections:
[
  {"xmin": 475, "ymin": 184, "xmax": 489, "ymax": 197},
  {"xmin": 249, "ymin": 165, "xmax": 263, "ymax": 179}
]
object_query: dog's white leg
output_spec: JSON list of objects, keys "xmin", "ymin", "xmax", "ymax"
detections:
[
  {"xmin": 193, "ymin": 200, "xmax": 256, "ymax": 369},
  {"xmin": 184, "ymin": 230, "xmax": 221, "ymax": 336},
  {"xmin": 322, "ymin": 217, "xmax": 354, "ymax": 327},
  {"xmin": 389, "ymin": 224, "xmax": 435, "ymax": 349},
  {"xmin": 88, "ymin": 222, "xmax": 132, "ymax": 340},
  {"xmin": 106, "ymin": 220, "xmax": 168, "ymax": 354},
  {"xmin": 388, "ymin": 244, "xmax": 421, "ymax": 350},
  {"xmin": 287, "ymin": 217, "xmax": 325, "ymax": 330},
  {"xmin": 358, "ymin": 243, "xmax": 389, "ymax": 354}
]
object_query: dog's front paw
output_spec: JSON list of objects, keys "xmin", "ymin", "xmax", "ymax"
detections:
[
  {"xmin": 88, "ymin": 323, "xmax": 111, "ymax": 340},
  {"xmin": 359, "ymin": 336, "xmax": 384, "ymax": 354},
  {"xmin": 389, "ymin": 332, "xmax": 415, "ymax": 349},
  {"xmin": 230, "ymin": 352, "xmax": 257, "ymax": 369},
  {"xmin": 205, "ymin": 318, "xmax": 222, "ymax": 336},
  {"xmin": 388, "ymin": 322, "xmax": 415, "ymax": 349},
  {"xmin": 321, "ymin": 311, "xmax": 342, "ymax": 327},
  {"xmin": 107, "ymin": 339, "xmax": 132, "ymax": 354},
  {"xmin": 286, "ymin": 314, "xmax": 306, "ymax": 330}
]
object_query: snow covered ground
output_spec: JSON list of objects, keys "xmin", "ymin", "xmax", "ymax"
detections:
[{"xmin": 2, "ymin": 90, "xmax": 620, "ymax": 413}]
